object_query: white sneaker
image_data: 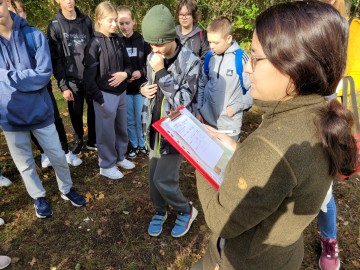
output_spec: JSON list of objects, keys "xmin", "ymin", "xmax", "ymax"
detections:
[
  {"xmin": 41, "ymin": 153, "xmax": 52, "ymax": 168},
  {"xmin": 117, "ymin": 158, "xmax": 135, "ymax": 170},
  {"xmin": 66, "ymin": 152, "xmax": 82, "ymax": 167},
  {"xmin": 0, "ymin": 175, "xmax": 12, "ymax": 187},
  {"xmin": 100, "ymin": 166, "xmax": 124, "ymax": 180},
  {"xmin": 0, "ymin": 217, "xmax": 5, "ymax": 226}
]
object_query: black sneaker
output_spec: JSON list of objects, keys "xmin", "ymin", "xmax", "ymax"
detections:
[
  {"xmin": 34, "ymin": 197, "xmax": 53, "ymax": 218},
  {"xmin": 86, "ymin": 142, "xmax": 97, "ymax": 151},
  {"xmin": 128, "ymin": 147, "xmax": 138, "ymax": 159},
  {"xmin": 60, "ymin": 188, "xmax": 86, "ymax": 207},
  {"xmin": 72, "ymin": 139, "xmax": 83, "ymax": 155}
]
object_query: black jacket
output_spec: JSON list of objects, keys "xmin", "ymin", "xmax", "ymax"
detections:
[
  {"xmin": 83, "ymin": 32, "xmax": 133, "ymax": 105},
  {"xmin": 47, "ymin": 7, "xmax": 93, "ymax": 91},
  {"xmin": 120, "ymin": 31, "xmax": 151, "ymax": 95}
]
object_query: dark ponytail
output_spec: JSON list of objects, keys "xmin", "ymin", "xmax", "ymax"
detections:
[
  {"xmin": 256, "ymin": 1, "xmax": 357, "ymax": 176},
  {"xmin": 316, "ymin": 99, "xmax": 357, "ymax": 176}
]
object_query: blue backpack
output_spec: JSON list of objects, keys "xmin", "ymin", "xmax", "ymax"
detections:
[{"xmin": 203, "ymin": 49, "xmax": 248, "ymax": 95}]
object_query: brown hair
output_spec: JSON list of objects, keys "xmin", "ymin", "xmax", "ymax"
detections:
[
  {"xmin": 94, "ymin": 1, "xmax": 117, "ymax": 32},
  {"xmin": 175, "ymin": 0, "xmax": 200, "ymax": 24},
  {"xmin": 10, "ymin": 0, "xmax": 25, "ymax": 14},
  {"xmin": 12, "ymin": 0, "xmax": 25, "ymax": 11},
  {"xmin": 256, "ymin": 1, "xmax": 356, "ymax": 176},
  {"xmin": 207, "ymin": 16, "xmax": 233, "ymax": 37}
]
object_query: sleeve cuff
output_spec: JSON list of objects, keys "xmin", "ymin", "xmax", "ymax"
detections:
[
  {"xmin": 60, "ymin": 85, "xmax": 69, "ymax": 92},
  {"xmin": 155, "ymin": 68, "xmax": 168, "ymax": 79}
]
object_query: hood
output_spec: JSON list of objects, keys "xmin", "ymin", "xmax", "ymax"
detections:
[
  {"xmin": 175, "ymin": 24, "xmax": 201, "ymax": 41},
  {"xmin": 56, "ymin": 6, "xmax": 87, "ymax": 23},
  {"xmin": 10, "ymin": 10, "xmax": 28, "ymax": 30},
  {"xmin": 224, "ymin": 40, "xmax": 241, "ymax": 54},
  {"xmin": 92, "ymin": 31, "xmax": 122, "ymax": 72},
  {"xmin": 1, "ymin": 12, "xmax": 30, "ymax": 66},
  {"xmin": 119, "ymin": 31, "xmax": 142, "ymax": 41}
]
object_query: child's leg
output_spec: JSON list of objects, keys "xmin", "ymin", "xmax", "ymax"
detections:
[
  {"xmin": 32, "ymin": 124, "xmax": 72, "ymax": 195},
  {"xmin": 318, "ymin": 195, "xmax": 337, "ymax": 239},
  {"xmin": 149, "ymin": 149, "xmax": 190, "ymax": 213},
  {"xmin": 3, "ymin": 130, "xmax": 46, "ymax": 198},
  {"xmin": 93, "ymin": 92, "xmax": 118, "ymax": 168},
  {"xmin": 48, "ymin": 83, "xmax": 69, "ymax": 154},
  {"xmin": 86, "ymin": 95, "xmax": 97, "ymax": 146},
  {"xmin": 126, "ymin": 94, "xmax": 138, "ymax": 149},
  {"xmin": 134, "ymin": 94, "xmax": 145, "ymax": 148},
  {"xmin": 114, "ymin": 91, "xmax": 129, "ymax": 162},
  {"xmin": 67, "ymin": 82, "xmax": 85, "ymax": 143}
]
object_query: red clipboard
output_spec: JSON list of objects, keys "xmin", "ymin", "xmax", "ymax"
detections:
[{"xmin": 152, "ymin": 106, "xmax": 222, "ymax": 190}]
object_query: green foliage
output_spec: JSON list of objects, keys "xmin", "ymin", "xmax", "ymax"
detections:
[{"xmin": 21, "ymin": 0, "xmax": 360, "ymax": 46}]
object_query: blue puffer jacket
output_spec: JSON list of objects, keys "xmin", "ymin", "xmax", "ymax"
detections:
[{"xmin": 0, "ymin": 12, "xmax": 53, "ymax": 132}]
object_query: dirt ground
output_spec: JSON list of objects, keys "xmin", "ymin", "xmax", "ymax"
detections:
[{"xmin": 0, "ymin": 107, "xmax": 359, "ymax": 270}]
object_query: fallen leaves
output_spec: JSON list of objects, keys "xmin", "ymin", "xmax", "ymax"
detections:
[
  {"xmin": 29, "ymin": 257, "xmax": 36, "ymax": 266},
  {"xmin": 85, "ymin": 192, "xmax": 93, "ymax": 203},
  {"xmin": 85, "ymin": 191, "xmax": 105, "ymax": 203}
]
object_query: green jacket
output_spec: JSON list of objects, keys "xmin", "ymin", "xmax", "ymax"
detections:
[{"xmin": 196, "ymin": 94, "xmax": 332, "ymax": 270}]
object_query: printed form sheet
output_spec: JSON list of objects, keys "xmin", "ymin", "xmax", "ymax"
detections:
[{"xmin": 166, "ymin": 114, "xmax": 224, "ymax": 170}]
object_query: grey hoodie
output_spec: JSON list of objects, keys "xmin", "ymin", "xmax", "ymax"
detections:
[
  {"xmin": 197, "ymin": 41, "xmax": 253, "ymax": 136},
  {"xmin": 175, "ymin": 25, "xmax": 210, "ymax": 61}
]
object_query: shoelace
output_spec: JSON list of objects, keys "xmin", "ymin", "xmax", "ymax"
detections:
[{"xmin": 322, "ymin": 239, "xmax": 338, "ymax": 258}]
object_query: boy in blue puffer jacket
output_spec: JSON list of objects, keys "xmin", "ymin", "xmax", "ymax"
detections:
[{"xmin": 0, "ymin": 2, "xmax": 85, "ymax": 218}]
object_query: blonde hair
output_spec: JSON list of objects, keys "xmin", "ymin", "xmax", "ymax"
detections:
[
  {"xmin": 94, "ymin": 1, "xmax": 117, "ymax": 31},
  {"xmin": 116, "ymin": 5, "xmax": 134, "ymax": 20}
]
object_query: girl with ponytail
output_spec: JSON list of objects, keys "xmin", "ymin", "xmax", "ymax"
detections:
[{"xmin": 193, "ymin": 1, "xmax": 357, "ymax": 269}]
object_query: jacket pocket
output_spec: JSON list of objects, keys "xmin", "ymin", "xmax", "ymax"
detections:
[{"xmin": 7, "ymin": 90, "xmax": 52, "ymax": 127}]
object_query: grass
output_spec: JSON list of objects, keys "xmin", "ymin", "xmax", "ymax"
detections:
[{"xmin": 0, "ymin": 88, "xmax": 360, "ymax": 269}]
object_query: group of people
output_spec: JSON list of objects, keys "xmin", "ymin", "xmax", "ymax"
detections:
[{"xmin": 0, "ymin": 0, "xmax": 357, "ymax": 269}]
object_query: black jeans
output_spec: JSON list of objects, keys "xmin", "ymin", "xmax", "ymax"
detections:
[
  {"xmin": 67, "ymin": 81, "xmax": 96, "ymax": 144},
  {"xmin": 31, "ymin": 82, "xmax": 68, "ymax": 154}
]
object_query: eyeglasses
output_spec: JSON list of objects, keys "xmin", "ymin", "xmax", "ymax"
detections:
[
  {"xmin": 179, "ymin": 13, "xmax": 192, "ymax": 18},
  {"xmin": 250, "ymin": 55, "xmax": 267, "ymax": 71}
]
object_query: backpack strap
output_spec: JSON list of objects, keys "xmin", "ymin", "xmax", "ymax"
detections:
[
  {"xmin": 203, "ymin": 51, "xmax": 213, "ymax": 79},
  {"xmin": 21, "ymin": 25, "xmax": 36, "ymax": 59},
  {"xmin": 235, "ymin": 48, "xmax": 247, "ymax": 95}
]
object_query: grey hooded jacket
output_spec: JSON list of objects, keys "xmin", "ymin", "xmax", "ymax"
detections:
[
  {"xmin": 197, "ymin": 41, "xmax": 253, "ymax": 136},
  {"xmin": 142, "ymin": 45, "xmax": 201, "ymax": 154}
]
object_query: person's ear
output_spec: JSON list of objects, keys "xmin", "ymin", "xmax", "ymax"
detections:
[{"xmin": 226, "ymin": 34, "xmax": 232, "ymax": 44}]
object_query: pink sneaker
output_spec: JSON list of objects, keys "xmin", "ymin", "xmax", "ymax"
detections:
[{"xmin": 319, "ymin": 238, "xmax": 340, "ymax": 270}]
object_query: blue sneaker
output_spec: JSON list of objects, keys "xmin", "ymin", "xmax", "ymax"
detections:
[
  {"xmin": 171, "ymin": 205, "xmax": 198, "ymax": 238},
  {"xmin": 60, "ymin": 188, "xmax": 86, "ymax": 207},
  {"xmin": 34, "ymin": 197, "xmax": 53, "ymax": 218},
  {"xmin": 148, "ymin": 211, "xmax": 167, "ymax": 237}
]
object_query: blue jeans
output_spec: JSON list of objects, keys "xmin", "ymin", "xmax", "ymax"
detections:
[
  {"xmin": 317, "ymin": 195, "xmax": 337, "ymax": 239},
  {"xmin": 126, "ymin": 94, "xmax": 145, "ymax": 148},
  {"xmin": 3, "ymin": 124, "xmax": 72, "ymax": 198}
]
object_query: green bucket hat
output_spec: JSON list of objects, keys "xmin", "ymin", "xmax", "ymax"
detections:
[{"xmin": 142, "ymin": 4, "xmax": 176, "ymax": 44}]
